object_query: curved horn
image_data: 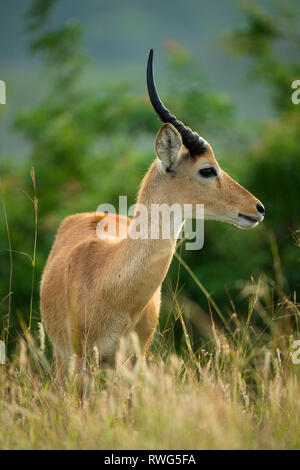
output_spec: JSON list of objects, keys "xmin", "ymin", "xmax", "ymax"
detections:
[{"xmin": 147, "ymin": 49, "xmax": 206, "ymax": 156}]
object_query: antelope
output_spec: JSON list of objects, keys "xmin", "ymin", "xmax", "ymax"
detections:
[{"xmin": 40, "ymin": 49, "xmax": 264, "ymax": 381}]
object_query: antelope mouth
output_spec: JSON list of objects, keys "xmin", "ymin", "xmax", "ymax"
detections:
[
  {"xmin": 238, "ymin": 213, "xmax": 260, "ymax": 223},
  {"xmin": 237, "ymin": 212, "xmax": 261, "ymax": 228}
]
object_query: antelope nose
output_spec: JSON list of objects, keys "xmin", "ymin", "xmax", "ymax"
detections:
[{"xmin": 257, "ymin": 203, "xmax": 265, "ymax": 215}]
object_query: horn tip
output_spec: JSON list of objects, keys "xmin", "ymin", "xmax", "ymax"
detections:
[{"xmin": 147, "ymin": 49, "xmax": 154, "ymax": 76}]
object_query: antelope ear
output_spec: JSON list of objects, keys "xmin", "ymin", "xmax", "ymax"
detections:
[{"xmin": 155, "ymin": 123, "xmax": 182, "ymax": 172}]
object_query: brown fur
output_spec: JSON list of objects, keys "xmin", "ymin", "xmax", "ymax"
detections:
[{"xmin": 40, "ymin": 124, "xmax": 263, "ymax": 381}]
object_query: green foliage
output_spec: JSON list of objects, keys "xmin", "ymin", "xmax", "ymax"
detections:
[{"xmin": 1, "ymin": 0, "xmax": 300, "ymax": 357}]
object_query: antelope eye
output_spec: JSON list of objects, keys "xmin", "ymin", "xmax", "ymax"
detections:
[{"xmin": 198, "ymin": 167, "xmax": 217, "ymax": 178}]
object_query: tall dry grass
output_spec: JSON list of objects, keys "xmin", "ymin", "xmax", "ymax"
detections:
[{"xmin": 1, "ymin": 284, "xmax": 300, "ymax": 450}]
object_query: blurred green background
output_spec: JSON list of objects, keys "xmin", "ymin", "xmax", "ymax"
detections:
[{"xmin": 1, "ymin": 0, "xmax": 300, "ymax": 356}]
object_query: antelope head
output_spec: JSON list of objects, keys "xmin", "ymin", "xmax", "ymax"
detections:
[{"xmin": 147, "ymin": 50, "xmax": 265, "ymax": 229}]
